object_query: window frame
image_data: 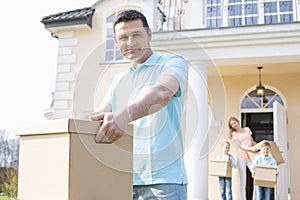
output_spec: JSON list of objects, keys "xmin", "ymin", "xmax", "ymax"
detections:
[
  {"xmin": 105, "ymin": 11, "xmax": 125, "ymax": 62},
  {"xmin": 206, "ymin": 0, "xmax": 299, "ymax": 28}
]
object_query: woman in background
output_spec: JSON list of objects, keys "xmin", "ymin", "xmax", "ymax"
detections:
[{"xmin": 228, "ymin": 116, "xmax": 258, "ymax": 200}]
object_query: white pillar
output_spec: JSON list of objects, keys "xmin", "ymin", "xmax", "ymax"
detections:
[
  {"xmin": 187, "ymin": 0, "xmax": 206, "ymax": 29},
  {"xmin": 185, "ymin": 62, "xmax": 208, "ymax": 200},
  {"xmin": 141, "ymin": 0, "xmax": 156, "ymax": 30}
]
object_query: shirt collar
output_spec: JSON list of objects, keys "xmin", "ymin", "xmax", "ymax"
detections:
[
  {"xmin": 263, "ymin": 155, "xmax": 271, "ymax": 160},
  {"xmin": 129, "ymin": 53, "xmax": 161, "ymax": 72}
]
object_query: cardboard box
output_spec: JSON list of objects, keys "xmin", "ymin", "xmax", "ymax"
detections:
[
  {"xmin": 17, "ymin": 119, "xmax": 133, "ymax": 200},
  {"xmin": 254, "ymin": 165, "xmax": 277, "ymax": 188},
  {"xmin": 249, "ymin": 140, "xmax": 284, "ymax": 165},
  {"xmin": 209, "ymin": 159, "xmax": 232, "ymax": 178}
]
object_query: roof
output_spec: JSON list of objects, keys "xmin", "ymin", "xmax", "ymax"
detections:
[{"xmin": 41, "ymin": 7, "xmax": 95, "ymax": 32}]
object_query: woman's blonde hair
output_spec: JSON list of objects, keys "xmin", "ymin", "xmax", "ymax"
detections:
[{"xmin": 228, "ymin": 116, "xmax": 240, "ymax": 139}]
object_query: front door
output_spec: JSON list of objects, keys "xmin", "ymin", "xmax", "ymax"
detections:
[
  {"xmin": 240, "ymin": 87, "xmax": 288, "ymax": 200},
  {"xmin": 241, "ymin": 102, "xmax": 289, "ymax": 200},
  {"xmin": 241, "ymin": 112, "xmax": 275, "ymax": 200}
]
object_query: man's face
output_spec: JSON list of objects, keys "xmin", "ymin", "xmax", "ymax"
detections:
[{"xmin": 114, "ymin": 19, "xmax": 152, "ymax": 64}]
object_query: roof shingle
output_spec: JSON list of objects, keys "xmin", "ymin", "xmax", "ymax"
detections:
[{"xmin": 41, "ymin": 7, "xmax": 95, "ymax": 30}]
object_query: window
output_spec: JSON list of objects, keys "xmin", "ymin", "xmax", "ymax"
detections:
[
  {"xmin": 207, "ymin": 0, "xmax": 223, "ymax": 28},
  {"xmin": 241, "ymin": 88, "xmax": 284, "ymax": 109},
  {"xmin": 278, "ymin": 0, "xmax": 294, "ymax": 22},
  {"xmin": 227, "ymin": 0, "xmax": 259, "ymax": 26},
  {"xmin": 105, "ymin": 12, "xmax": 124, "ymax": 61},
  {"xmin": 206, "ymin": 0, "xmax": 298, "ymax": 27}
]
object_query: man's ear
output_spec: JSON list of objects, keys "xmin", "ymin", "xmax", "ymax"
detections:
[{"xmin": 114, "ymin": 37, "xmax": 119, "ymax": 48}]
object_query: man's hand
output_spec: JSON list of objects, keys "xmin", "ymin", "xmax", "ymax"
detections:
[{"xmin": 90, "ymin": 112, "xmax": 128, "ymax": 143}]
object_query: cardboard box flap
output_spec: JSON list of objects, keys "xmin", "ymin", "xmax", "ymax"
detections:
[
  {"xmin": 256, "ymin": 164, "xmax": 277, "ymax": 170},
  {"xmin": 209, "ymin": 159, "xmax": 230, "ymax": 163},
  {"xmin": 249, "ymin": 140, "xmax": 284, "ymax": 165}
]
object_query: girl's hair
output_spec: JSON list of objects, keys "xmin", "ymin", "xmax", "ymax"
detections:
[{"xmin": 228, "ymin": 116, "xmax": 240, "ymax": 139}]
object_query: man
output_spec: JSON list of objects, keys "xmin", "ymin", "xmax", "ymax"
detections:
[{"xmin": 91, "ymin": 9, "xmax": 188, "ymax": 199}]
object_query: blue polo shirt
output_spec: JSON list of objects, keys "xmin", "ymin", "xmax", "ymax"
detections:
[
  {"xmin": 250, "ymin": 155, "xmax": 278, "ymax": 172},
  {"xmin": 102, "ymin": 52, "xmax": 188, "ymax": 185}
]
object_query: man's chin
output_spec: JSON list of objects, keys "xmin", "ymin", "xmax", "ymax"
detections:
[{"xmin": 125, "ymin": 55, "xmax": 142, "ymax": 62}]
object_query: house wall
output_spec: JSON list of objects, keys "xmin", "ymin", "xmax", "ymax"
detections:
[
  {"xmin": 52, "ymin": 0, "xmax": 143, "ymax": 119},
  {"xmin": 208, "ymin": 71, "xmax": 300, "ymax": 200},
  {"xmin": 46, "ymin": 0, "xmax": 300, "ymax": 199}
]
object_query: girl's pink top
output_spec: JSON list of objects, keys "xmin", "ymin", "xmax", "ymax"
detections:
[{"xmin": 232, "ymin": 127, "xmax": 255, "ymax": 158}]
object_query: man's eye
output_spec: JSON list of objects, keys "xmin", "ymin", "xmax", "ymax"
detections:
[
  {"xmin": 133, "ymin": 33, "xmax": 142, "ymax": 37},
  {"xmin": 119, "ymin": 36, "xmax": 127, "ymax": 40}
]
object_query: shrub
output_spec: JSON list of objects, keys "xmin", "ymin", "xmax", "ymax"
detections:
[{"xmin": 0, "ymin": 169, "xmax": 18, "ymax": 200}]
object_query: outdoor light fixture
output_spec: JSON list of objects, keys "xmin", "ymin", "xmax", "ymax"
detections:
[{"xmin": 256, "ymin": 66, "xmax": 265, "ymax": 97}]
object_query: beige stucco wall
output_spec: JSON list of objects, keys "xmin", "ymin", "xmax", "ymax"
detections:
[
  {"xmin": 208, "ymin": 70, "xmax": 300, "ymax": 200},
  {"xmin": 45, "ymin": 0, "xmax": 300, "ymax": 198},
  {"xmin": 52, "ymin": 0, "xmax": 144, "ymax": 119}
]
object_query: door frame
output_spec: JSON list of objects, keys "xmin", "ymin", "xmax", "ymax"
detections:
[
  {"xmin": 239, "ymin": 86, "xmax": 289, "ymax": 200},
  {"xmin": 239, "ymin": 110, "xmax": 275, "ymax": 200},
  {"xmin": 273, "ymin": 101, "xmax": 290, "ymax": 200}
]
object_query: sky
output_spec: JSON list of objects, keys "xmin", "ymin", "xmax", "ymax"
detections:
[{"xmin": 0, "ymin": 0, "xmax": 96, "ymax": 130}]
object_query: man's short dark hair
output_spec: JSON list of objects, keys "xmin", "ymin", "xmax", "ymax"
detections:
[{"xmin": 113, "ymin": 9, "xmax": 149, "ymax": 33}]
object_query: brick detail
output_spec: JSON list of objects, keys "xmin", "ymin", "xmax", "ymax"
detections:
[
  {"xmin": 58, "ymin": 47, "xmax": 72, "ymax": 55},
  {"xmin": 54, "ymin": 91, "xmax": 73, "ymax": 100},
  {"xmin": 55, "ymin": 82, "xmax": 70, "ymax": 91},
  {"xmin": 52, "ymin": 110, "xmax": 73, "ymax": 119},
  {"xmin": 56, "ymin": 72, "xmax": 75, "ymax": 82},
  {"xmin": 59, "ymin": 38, "xmax": 78, "ymax": 47},
  {"xmin": 52, "ymin": 31, "xmax": 77, "ymax": 120},
  {"xmin": 57, "ymin": 64, "xmax": 71, "ymax": 73},
  {"xmin": 53, "ymin": 100, "xmax": 69, "ymax": 109},
  {"xmin": 57, "ymin": 55, "xmax": 76, "ymax": 64}
]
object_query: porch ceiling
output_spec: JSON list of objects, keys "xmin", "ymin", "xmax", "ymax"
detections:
[
  {"xmin": 216, "ymin": 62, "xmax": 300, "ymax": 76},
  {"xmin": 152, "ymin": 22, "xmax": 300, "ymax": 76}
]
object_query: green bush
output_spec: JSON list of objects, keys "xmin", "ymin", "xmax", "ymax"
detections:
[
  {"xmin": 0, "ymin": 169, "xmax": 18, "ymax": 200},
  {"xmin": 0, "ymin": 196, "xmax": 10, "ymax": 200}
]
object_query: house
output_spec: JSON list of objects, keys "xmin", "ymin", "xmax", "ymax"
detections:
[{"xmin": 41, "ymin": 0, "xmax": 300, "ymax": 199}]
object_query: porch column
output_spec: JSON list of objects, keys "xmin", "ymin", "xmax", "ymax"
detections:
[
  {"xmin": 188, "ymin": 0, "xmax": 206, "ymax": 28},
  {"xmin": 185, "ymin": 61, "xmax": 208, "ymax": 200}
]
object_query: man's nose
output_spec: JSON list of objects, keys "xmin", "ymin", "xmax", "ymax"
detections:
[{"xmin": 127, "ymin": 36, "xmax": 136, "ymax": 45}]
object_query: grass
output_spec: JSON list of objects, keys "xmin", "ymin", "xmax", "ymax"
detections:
[{"xmin": 0, "ymin": 196, "xmax": 9, "ymax": 200}]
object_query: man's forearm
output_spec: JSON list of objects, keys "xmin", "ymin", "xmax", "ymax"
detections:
[
  {"xmin": 118, "ymin": 84, "xmax": 175, "ymax": 123},
  {"xmin": 95, "ymin": 103, "xmax": 112, "ymax": 114}
]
